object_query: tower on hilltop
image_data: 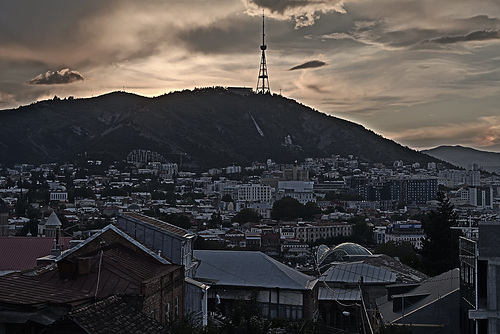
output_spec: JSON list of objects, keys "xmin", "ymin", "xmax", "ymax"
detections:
[{"xmin": 256, "ymin": 12, "xmax": 270, "ymax": 94}]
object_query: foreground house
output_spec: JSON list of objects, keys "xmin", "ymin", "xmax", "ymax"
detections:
[
  {"xmin": 376, "ymin": 268, "xmax": 460, "ymax": 334},
  {"xmin": 193, "ymin": 250, "xmax": 318, "ymax": 321},
  {"xmin": 0, "ymin": 224, "xmax": 183, "ymax": 332}
]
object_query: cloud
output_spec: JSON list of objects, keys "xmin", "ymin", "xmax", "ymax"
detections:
[
  {"xmin": 420, "ymin": 30, "xmax": 500, "ymax": 46},
  {"xmin": 245, "ymin": 0, "xmax": 347, "ymax": 28},
  {"xmin": 28, "ymin": 69, "xmax": 84, "ymax": 85},
  {"xmin": 289, "ymin": 60, "xmax": 327, "ymax": 70}
]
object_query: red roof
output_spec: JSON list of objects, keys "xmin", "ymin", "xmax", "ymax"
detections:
[{"xmin": 0, "ymin": 237, "xmax": 72, "ymax": 272}]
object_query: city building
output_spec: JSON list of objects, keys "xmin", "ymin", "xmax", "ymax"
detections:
[{"xmin": 460, "ymin": 221, "xmax": 500, "ymax": 333}]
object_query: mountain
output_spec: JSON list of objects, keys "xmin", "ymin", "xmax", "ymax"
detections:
[
  {"xmin": 423, "ymin": 145, "xmax": 500, "ymax": 174},
  {"xmin": 0, "ymin": 87, "xmax": 439, "ymax": 169}
]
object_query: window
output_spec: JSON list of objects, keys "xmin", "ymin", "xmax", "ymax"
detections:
[
  {"xmin": 175, "ymin": 296, "xmax": 179, "ymax": 319},
  {"xmin": 165, "ymin": 303, "xmax": 170, "ymax": 322}
]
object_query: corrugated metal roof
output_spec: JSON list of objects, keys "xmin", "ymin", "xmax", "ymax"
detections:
[
  {"xmin": 56, "ymin": 225, "xmax": 170, "ymax": 265},
  {"xmin": 320, "ymin": 262, "xmax": 396, "ymax": 284},
  {"xmin": 121, "ymin": 212, "xmax": 196, "ymax": 239},
  {"xmin": 193, "ymin": 250, "xmax": 316, "ymax": 290},
  {"xmin": 318, "ymin": 286, "xmax": 360, "ymax": 301},
  {"xmin": 0, "ymin": 237, "xmax": 72, "ymax": 271}
]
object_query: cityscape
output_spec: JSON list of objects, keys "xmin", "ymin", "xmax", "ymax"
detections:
[
  {"xmin": 0, "ymin": 147, "xmax": 498, "ymax": 333},
  {"xmin": 2, "ymin": 1, "xmax": 500, "ymax": 333}
]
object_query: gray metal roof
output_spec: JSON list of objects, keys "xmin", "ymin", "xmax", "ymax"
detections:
[
  {"xmin": 318, "ymin": 286, "xmax": 360, "ymax": 301},
  {"xmin": 193, "ymin": 250, "xmax": 317, "ymax": 290},
  {"xmin": 320, "ymin": 262, "xmax": 396, "ymax": 284},
  {"xmin": 55, "ymin": 224, "xmax": 170, "ymax": 265},
  {"xmin": 45, "ymin": 211, "xmax": 62, "ymax": 227},
  {"xmin": 120, "ymin": 212, "xmax": 196, "ymax": 239},
  {"xmin": 376, "ymin": 268, "xmax": 460, "ymax": 324}
]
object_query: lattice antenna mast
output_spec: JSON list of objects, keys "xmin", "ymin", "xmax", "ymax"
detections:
[{"xmin": 256, "ymin": 11, "xmax": 270, "ymax": 94}]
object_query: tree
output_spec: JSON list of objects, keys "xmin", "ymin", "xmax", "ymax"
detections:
[
  {"xmin": 374, "ymin": 241, "xmax": 421, "ymax": 270},
  {"xmin": 303, "ymin": 201, "xmax": 322, "ymax": 218},
  {"xmin": 271, "ymin": 197, "xmax": 304, "ymax": 221},
  {"xmin": 231, "ymin": 208, "xmax": 260, "ymax": 224},
  {"xmin": 208, "ymin": 212, "xmax": 224, "ymax": 229},
  {"xmin": 350, "ymin": 218, "xmax": 374, "ymax": 245},
  {"xmin": 221, "ymin": 194, "xmax": 233, "ymax": 203},
  {"xmin": 420, "ymin": 191, "xmax": 462, "ymax": 276}
]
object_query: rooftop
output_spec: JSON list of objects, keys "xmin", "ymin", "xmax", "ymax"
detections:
[
  {"xmin": 68, "ymin": 294, "xmax": 167, "ymax": 334},
  {"xmin": 0, "ymin": 236, "xmax": 72, "ymax": 273},
  {"xmin": 193, "ymin": 250, "xmax": 316, "ymax": 290},
  {"xmin": 121, "ymin": 212, "xmax": 195, "ymax": 239}
]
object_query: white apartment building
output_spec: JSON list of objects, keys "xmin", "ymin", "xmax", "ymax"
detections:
[
  {"xmin": 236, "ymin": 184, "xmax": 272, "ymax": 203},
  {"xmin": 456, "ymin": 186, "xmax": 494, "ymax": 209}
]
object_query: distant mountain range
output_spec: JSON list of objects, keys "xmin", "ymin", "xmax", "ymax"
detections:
[
  {"xmin": 423, "ymin": 145, "xmax": 500, "ymax": 174},
  {"xmin": 0, "ymin": 87, "xmax": 442, "ymax": 169}
]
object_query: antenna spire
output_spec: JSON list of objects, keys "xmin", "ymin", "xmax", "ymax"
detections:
[{"xmin": 256, "ymin": 10, "xmax": 270, "ymax": 94}]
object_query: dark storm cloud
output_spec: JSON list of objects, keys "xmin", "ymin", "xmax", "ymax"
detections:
[
  {"xmin": 289, "ymin": 60, "xmax": 326, "ymax": 70},
  {"xmin": 248, "ymin": 0, "xmax": 312, "ymax": 14},
  {"xmin": 424, "ymin": 30, "xmax": 500, "ymax": 45},
  {"xmin": 28, "ymin": 69, "xmax": 84, "ymax": 85}
]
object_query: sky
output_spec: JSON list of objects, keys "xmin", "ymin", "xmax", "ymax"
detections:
[{"xmin": 2, "ymin": 0, "xmax": 500, "ymax": 152}]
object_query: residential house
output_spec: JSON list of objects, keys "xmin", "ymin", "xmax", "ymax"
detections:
[
  {"xmin": 0, "ymin": 224, "xmax": 184, "ymax": 332},
  {"xmin": 193, "ymin": 250, "xmax": 319, "ymax": 321}
]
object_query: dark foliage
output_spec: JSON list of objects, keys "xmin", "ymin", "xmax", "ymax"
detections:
[
  {"xmin": 0, "ymin": 89, "xmax": 441, "ymax": 168},
  {"xmin": 420, "ymin": 191, "xmax": 462, "ymax": 276},
  {"xmin": 231, "ymin": 208, "xmax": 261, "ymax": 224},
  {"xmin": 374, "ymin": 241, "xmax": 421, "ymax": 270},
  {"xmin": 271, "ymin": 197, "xmax": 320, "ymax": 221}
]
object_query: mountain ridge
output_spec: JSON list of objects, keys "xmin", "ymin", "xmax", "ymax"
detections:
[
  {"xmin": 0, "ymin": 88, "xmax": 440, "ymax": 169},
  {"xmin": 423, "ymin": 145, "xmax": 500, "ymax": 173}
]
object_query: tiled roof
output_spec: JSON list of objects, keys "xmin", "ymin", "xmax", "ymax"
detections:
[
  {"xmin": 0, "ymin": 238, "xmax": 180, "ymax": 305},
  {"xmin": 0, "ymin": 269, "xmax": 91, "ymax": 305},
  {"xmin": 0, "ymin": 236, "xmax": 72, "ymax": 272},
  {"xmin": 39, "ymin": 244, "xmax": 178, "ymax": 297},
  {"xmin": 69, "ymin": 295, "xmax": 167, "ymax": 334}
]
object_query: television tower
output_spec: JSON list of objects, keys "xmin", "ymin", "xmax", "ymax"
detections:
[{"xmin": 256, "ymin": 11, "xmax": 270, "ymax": 94}]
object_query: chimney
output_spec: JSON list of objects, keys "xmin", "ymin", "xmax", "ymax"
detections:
[{"xmin": 50, "ymin": 238, "xmax": 61, "ymax": 256}]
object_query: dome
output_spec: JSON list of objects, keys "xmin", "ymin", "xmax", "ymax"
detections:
[
  {"xmin": 331, "ymin": 242, "xmax": 372, "ymax": 259},
  {"xmin": 317, "ymin": 242, "xmax": 372, "ymax": 270}
]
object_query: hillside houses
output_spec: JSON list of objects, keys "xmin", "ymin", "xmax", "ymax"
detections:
[{"xmin": 1, "ymin": 154, "xmax": 500, "ymax": 332}]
